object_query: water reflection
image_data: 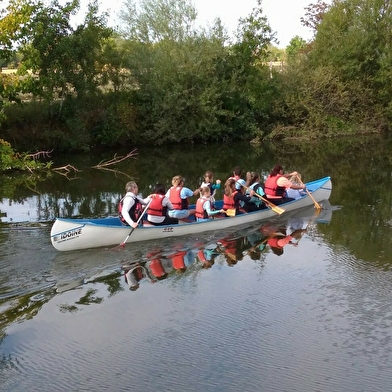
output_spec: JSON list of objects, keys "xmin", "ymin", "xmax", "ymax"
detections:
[
  {"xmin": 0, "ymin": 205, "xmax": 333, "ymax": 336},
  {"xmin": 115, "ymin": 205, "xmax": 332, "ymax": 294}
]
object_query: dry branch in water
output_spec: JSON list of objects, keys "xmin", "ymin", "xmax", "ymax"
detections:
[
  {"xmin": 92, "ymin": 149, "xmax": 138, "ymax": 169},
  {"xmin": 49, "ymin": 149, "xmax": 137, "ymax": 179},
  {"xmin": 25, "ymin": 149, "xmax": 54, "ymax": 160},
  {"xmin": 52, "ymin": 164, "xmax": 81, "ymax": 179}
]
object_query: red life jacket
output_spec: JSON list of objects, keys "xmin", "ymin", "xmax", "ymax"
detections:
[
  {"xmin": 149, "ymin": 258, "xmax": 166, "ymax": 278},
  {"xmin": 118, "ymin": 195, "xmax": 143, "ymax": 224},
  {"xmin": 267, "ymin": 237, "xmax": 283, "ymax": 249},
  {"xmin": 223, "ymin": 191, "xmax": 237, "ymax": 210},
  {"xmin": 197, "ymin": 250, "xmax": 208, "ymax": 263},
  {"xmin": 264, "ymin": 175, "xmax": 286, "ymax": 198},
  {"xmin": 147, "ymin": 194, "xmax": 167, "ymax": 217},
  {"xmin": 169, "ymin": 186, "xmax": 188, "ymax": 210},
  {"xmin": 195, "ymin": 197, "xmax": 209, "ymax": 219},
  {"xmin": 219, "ymin": 239, "xmax": 237, "ymax": 256},
  {"xmin": 171, "ymin": 251, "xmax": 187, "ymax": 270}
]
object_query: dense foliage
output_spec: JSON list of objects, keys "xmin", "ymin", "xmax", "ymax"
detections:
[{"xmin": 0, "ymin": 0, "xmax": 391, "ymax": 160}]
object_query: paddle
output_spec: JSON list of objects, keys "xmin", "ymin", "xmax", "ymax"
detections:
[
  {"xmin": 239, "ymin": 183, "xmax": 285, "ymax": 215},
  {"xmin": 115, "ymin": 199, "xmax": 152, "ymax": 249},
  {"xmin": 225, "ymin": 208, "xmax": 236, "ymax": 217},
  {"xmin": 294, "ymin": 175, "xmax": 322, "ymax": 210}
]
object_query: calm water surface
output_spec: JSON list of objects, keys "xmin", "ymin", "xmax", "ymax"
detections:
[{"xmin": 1, "ymin": 137, "xmax": 392, "ymax": 391}]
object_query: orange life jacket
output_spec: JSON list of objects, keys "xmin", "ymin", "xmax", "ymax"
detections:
[
  {"xmin": 223, "ymin": 191, "xmax": 238, "ymax": 210},
  {"xmin": 169, "ymin": 187, "xmax": 188, "ymax": 210},
  {"xmin": 147, "ymin": 194, "xmax": 167, "ymax": 216},
  {"xmin": 195, "ymin": 197, "xmax": 209, "ymax": 219},
  {"xmin": 264, "ymin": 175, "xmax": 286, "ymax": 198}
]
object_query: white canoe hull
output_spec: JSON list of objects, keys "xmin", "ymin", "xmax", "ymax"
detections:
[{"xmin": 50, "ymin": 176, "xmax": 332, "ymax": 251}]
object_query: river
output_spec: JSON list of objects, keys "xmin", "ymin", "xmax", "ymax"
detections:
[{"xmin": 1, "ymin": 136, "xmax": 392, "ymax": 391}]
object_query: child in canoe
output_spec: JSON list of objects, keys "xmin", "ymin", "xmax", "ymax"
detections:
[
  {"xmin": 195, "ymin": 186, "xmax": 225, "ymax": 222},
  {"xmin": 199, "ymin": 170, "xmax": 221, "ymax": 206}
]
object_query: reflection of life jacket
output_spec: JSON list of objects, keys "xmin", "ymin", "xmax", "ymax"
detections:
[
  {"xmin": 267, "ymin": 237, "xmax": 283, "ymax": 249},
  {"xmin": 119, "ymin": 195, "xmax": 143, "ymax": 224},
  {"xmin": 147, "ymin": 194, "xmax": 167, "ymax": 217},
  {"xmin": 197, "ymin": 250, "xmax": 208, "ymax": 263},
  {"xmin": 223, "ymin": 191, "xmax": 237, "ymax": 210},
  {"xmin": 169, "ymin": 187, "xmax": 188, "ymax": 210},
  {"xmin": 149, "ymin": 258, "xmax": 166, "ymax": 278},
  {"xmin": 171, "ymin": 251, "xmax": 187, "ymax": 269},
  {"xmin": 195, "ymin": 197, "xmax": 209, "ymax": 219},
  {"xmin": 219, "ymin": 239, "xmax": 237, "ymax": 255},
  {"xmin": 264, "ymin": 175, "xmax": 286, "ymax": 198}
]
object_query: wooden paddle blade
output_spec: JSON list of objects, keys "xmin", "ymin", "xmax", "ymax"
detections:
[
  {"xmin": 306, "ymin": 189, "xmax": 322, "ymax": 209},
  {"xmin": 269, "ymin": 204, "xmax": 285, "ymax": 215},
  {"xmin": 225, "ymin": 209, "xmax": 236, "ymax": 217}
]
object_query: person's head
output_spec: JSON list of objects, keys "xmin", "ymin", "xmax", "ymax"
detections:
[
  {"xmin": 154, "ymin": 182, "xmax": 166, "ymax": 195},
  {"xmin": 125, "ymin": 181, "xmax": 138, "ymax": 193},
  {"xmin": 204, "ymin": 171, "xmax": 214, "ymax": 182},
  {"xmin": 202, "ymin": 260, "xmax": 215, "ymax": 269},
  {"xmin": 248, "ymin": 171, "xmax": 261, "ymax": 184},
  {"xmin": 270, "ymin": 164, "xmax": 284, "ymax": 177},
  {"xmin": 224, "ymin": 178, "xmax": 236, "ymax": 196},
  {"xmin": 225, "ymin": 253, "xmax": 238, "ymax": 266},
  {"xmin": 124, "ymin": 265, "xmax": 144, "ymax": 290},
  {"xmin": 172, "ymin": 175, "xmax": 183, "ymax": 187},
  {"xmin": 233, "ymin": 166, "xmax": 242, "ymax": 176},
  {"xmin": 200, "ymin": 186, "xmax": 211, "ymax": 197},
  {"xmin": 270, "ymin": 246, "xmax": 284, "ymax": 256},
  {"xmin": 289, "ymin": 173, "xmax": 301, "ymax": 185}
]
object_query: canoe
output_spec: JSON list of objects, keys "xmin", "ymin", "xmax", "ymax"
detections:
[{"xmin": 50, "ymin": 176, "xmax": 332, "ymax": 251}]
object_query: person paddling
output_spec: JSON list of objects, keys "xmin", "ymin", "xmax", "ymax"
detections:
[
  {"xmin": 118, "ymin": 181, "xmax": 148, "ymax": 228},
  {"xmin": 244, "ymin": 171, "xmax": 267, "ymax": 212},
  {"xmin": 264, "ymin": 164, "xmax": 305, "ymax": 205}
]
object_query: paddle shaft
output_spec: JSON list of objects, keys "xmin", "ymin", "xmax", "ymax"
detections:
[
  {"xmin": 294, "ymin": 175, "xmax": 322, "ymax": 209},
  {"xmin": 120, "ymin": 199, "xmax": 152, "ymax": 247},
  {"xmin": 239, "ymin": 183, "xmax": 285, "ymax": 215}
]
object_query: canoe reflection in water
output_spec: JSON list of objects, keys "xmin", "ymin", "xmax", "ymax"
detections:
[
  {"xmin": 52, "ymin": 204, "xmax": 328, "ymax": 297},
  {"xmin": 119, "ymin": 206, "xmax": 333, "ymax": 292}
]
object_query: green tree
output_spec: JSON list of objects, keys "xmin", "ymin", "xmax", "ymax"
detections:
[
  {"xmin": 119, "ymin": 0, "xmax": 237, "ymax": 143},
  {"xmin": 228, "ymin": 0, "xmax": 278, "ymax": 136},
  {"xmin": 119, "ymin": 0, "xmax": 197, "ymax": 43},
  {"xmin": 286, "ymin": 35, "xmax": 306, "ymax": 58},
  {"xmin": 0, "ymin": 0, "xmax": 34, "ymax": 124},
  {"xmin": 309, "ymin": 0, "xmax": 392, "ymax": 130},
  {"xmin": 16, "ymin": 0, "xmax": 113, "ymax": 103}
]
